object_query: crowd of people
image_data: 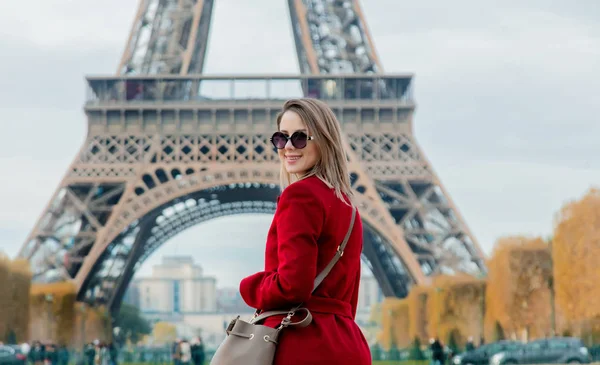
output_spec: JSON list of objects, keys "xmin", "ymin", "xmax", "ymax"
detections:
[
  {"xmin": 0, "ymin": 339, "xmax": 118, "ymax": 365},
  {"xmin": 429, "ymin": 336, "xmax": 480, "ymax": 365},
  {"xmin": 0, "ymin": 340, "xmax": 70, "ymax": 365},
  {"xmin": 0, "ymin": 336, "xmax": 208, "ymax": 365},
  {"xmin": 170, "ymin": 338, "xmax": 205, "ymax": 365},
  {"xmin": 82, "ymin": 341, "xmax": 119, "ymax": 365}
]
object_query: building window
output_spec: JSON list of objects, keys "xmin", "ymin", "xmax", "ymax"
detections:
[{"xmin": 173, "ymin": 280, "xmax": 180, "ymax": 313}]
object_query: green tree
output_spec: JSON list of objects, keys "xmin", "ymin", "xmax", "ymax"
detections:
[
  {"xmin": 5, "ymin": 329, "xmax": 16, "ymax": 344},
  {"xmin": 447, "ymin": 330, "xmax": 459, "ymax": 353},
  {"xmin": 409, "ymin": 337, "xmax": 426, "ymax": 360},
  {"xmin": 113, "ymin": 304, "xmax": 151, "ymax": 344},
  {"xmin": 388, "ymin": 342, "xmax": 401, "ymax": 361},
  {"xmin": 370, "ymin": 344, "xmax": 383, "ymax": 361}
]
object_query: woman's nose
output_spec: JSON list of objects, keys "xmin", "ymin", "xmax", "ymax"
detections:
[{"xmin": 284, "ymin": 139, "xmax": 294, "ymax": 150}]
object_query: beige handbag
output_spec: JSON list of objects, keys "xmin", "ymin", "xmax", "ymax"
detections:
[{"xmin": 209, "ymin": 206, "xmax": 357, "ymax": 365}]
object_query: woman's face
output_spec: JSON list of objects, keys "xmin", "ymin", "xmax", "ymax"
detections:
[{"xmin": 278, "ymin": 110, "xmax": 320, "ymax": 177}]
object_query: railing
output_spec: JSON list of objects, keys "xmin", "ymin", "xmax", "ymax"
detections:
[{"xmin": 85, "ymin": 74, "xmax": 414, "ymax": 106}]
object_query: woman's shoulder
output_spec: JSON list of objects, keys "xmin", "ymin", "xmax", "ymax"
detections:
[
  {"xmin": 283, "ymin": 175, "xmax": 331, "ymax": 196},
  {"xmin": 278, "ymin": 176, "xmax": 331, "ymax": 204}
]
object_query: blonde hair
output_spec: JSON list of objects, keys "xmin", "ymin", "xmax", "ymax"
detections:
[{"xmin": 276, "ymin": 98, "xmax": 353, "ymax": 203}]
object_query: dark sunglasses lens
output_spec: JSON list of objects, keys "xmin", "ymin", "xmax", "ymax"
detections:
[
  {"xmin": 271, "ymin": 132, "xmax": 287, "ymax": 149},
  {"xmin": 291, "ymin": 132, "xmax": 308, "ymax": 149}
]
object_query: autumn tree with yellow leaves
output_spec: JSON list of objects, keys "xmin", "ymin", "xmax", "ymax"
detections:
[
  {"xmin": 407, "ymin": 285, "xmax": 429, "ymax": 343},
  {"xmin": 0, "ymin": 256, "xmax": 31, "ymax": 343},
  {"xmin": 73, "ymin": 303, "xmax": 114, "ymax": 347},
  {"xmin": 378, "ymin": 298, "xmax": 411, "ymax": 350},
  {"xmin": 30, "ymin": 282, "xmax": 113, "ymax": 345},
  {"xmin": 376, "ymin": 277, "xmax": 484, "ymax": 350},
  {"xmin": 484, "ymin": 236, "xmax": 552, "ymax": 341},
  {"xmin": 426, "ymin": 275, "xmax": 485, "ymax": 349},
  {"xmin": 553, "ymin": 188, "xmax": 600, "ymax": 335},
  {"xmin": 30, "ymin": 282, "xmax": 78, "ymax": 345}
]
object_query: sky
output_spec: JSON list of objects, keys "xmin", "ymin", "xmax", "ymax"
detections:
[{"xmin": 0, "ymin": 1, "xmax": 598, "ymax": 289}]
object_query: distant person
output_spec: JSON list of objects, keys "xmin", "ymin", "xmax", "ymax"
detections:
[
  {"xmin": 29, "ymin": 341, "xmax": 46, "ymax": 365},
  {"xmin": 238, "ymin": 98, "xmax": 370, "ymax": 364},
  {"xmin": 108, "ymin": 343, "xmax": 117, "ymax": 365},
  {"xmin": 466, "ymin": 336, "xmax": 475, "ymax": 352},
  {"xmin": 57, "ymin": 345, "xmax": 69, "ymax": 365},
  {"xmin": 430, "ymin": 337, "xmax": 444, "ymax": 365},
  {"xmin": 46, "ymin": 344, "xmax": 58, "ymax": 365},
  {"xmin": 172, "ymin": 339, "xmax": 181, "ymax": 365},
  {"xmin": 84, "ymin": 342, "xmax": 96, "ymax": 365},
  {"xmin": 20, "ymin": 342, "xmax": 30, "ymax": 356},
  {"xmin": 179, "ymin": 340, "xmax": 192, "ymax": 365},
  {"xmin": 190, "ymin": 337, "xmax": 205, "ymax": 365}
]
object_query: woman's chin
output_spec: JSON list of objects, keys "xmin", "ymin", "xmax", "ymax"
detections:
[{"xmin": 285, "ymin": 166, "xmax": 307, "ymax": 176}]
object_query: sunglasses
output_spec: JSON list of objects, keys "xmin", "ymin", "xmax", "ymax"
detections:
[{"xmin": 270, "ymin": 131, "xmax": 314, "ymax": 149}]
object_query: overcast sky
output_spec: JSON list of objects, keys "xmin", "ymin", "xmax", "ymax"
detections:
[{"xmin": 0, "ymin": 1, "xmax": 598, "ymax": 288}]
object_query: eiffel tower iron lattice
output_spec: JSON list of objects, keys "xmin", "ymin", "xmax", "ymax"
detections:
[{"xmin": 18, "ymin": 0, "xmax": 486, "ymax": 313}]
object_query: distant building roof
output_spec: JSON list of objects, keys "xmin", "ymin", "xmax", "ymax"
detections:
[{"xmin": 161, "ymin": 256, "xmax": 194, "ymax": 265}]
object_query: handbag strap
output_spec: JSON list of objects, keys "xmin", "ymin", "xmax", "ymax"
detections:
[
  {"xmin": 312, "ymin": 205, "xmax": 357, "ymax": 291},
  {"xmin": 252, "ymin": 206, "xmax": 357, "ymax": 326}
]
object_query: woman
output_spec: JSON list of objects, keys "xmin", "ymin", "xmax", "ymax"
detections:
[{"xmin": 239, "ymin": 98, "xmax": 371, "ymax": 365}]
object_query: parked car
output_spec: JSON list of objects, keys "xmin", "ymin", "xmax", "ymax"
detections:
[
  {"xmin": 453, "ymin": 340, "xmax": 523, "ymax": 365},
  {"xmin": 490, "ymin": 337, "xmax": 591, "ymax": 365},
  {"xmin": 0, "ymin": 345, "xmax": 26, "ymax": 365}
]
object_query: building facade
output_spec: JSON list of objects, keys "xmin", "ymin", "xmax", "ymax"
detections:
[
  {"xmin": 358, "ymin": 274, "xmax": 382, "ymax": 314},
  {"xmin": 130, "ymin": 256, "xmax": 217, "ymax": 314},
  {"xmin": 355, "ymin": 274, "xmax": 383, "ymax": 325}
]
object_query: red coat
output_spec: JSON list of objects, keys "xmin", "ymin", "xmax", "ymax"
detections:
[{"xmin": 239, "ymin": 176, "xmax": 372, "ymax": 365}]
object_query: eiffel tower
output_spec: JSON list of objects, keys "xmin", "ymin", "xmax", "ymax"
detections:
[{"xmin": 18, "ymin": 0, "xmax": 486, "ymax": 313}]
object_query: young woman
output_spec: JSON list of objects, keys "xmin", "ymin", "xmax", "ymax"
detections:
[{"xmin": 239, "ymin": 98, "xmax": 371, "ymax": 365}]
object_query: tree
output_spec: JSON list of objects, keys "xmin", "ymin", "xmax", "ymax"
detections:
[
  {"xmin": 369, "ymin": 303, "xmax": 382, "ymax": 326},
  {"xmin": 447, "ymin": 329, "xmax": 459, "ymax": 353},
  {"xmin": 407, "ymin": 285, "xmax": 429, "ymax": 343},
  {"xmin": 387, "ymin": 342, "xmax": 400, "ymax": 361},
  {"xmin": 426, "ymin": 275, "xmax": 485, "ymax": 349},
  {"xmin": 408, "ymin": 337, "xmax": 426, "ymax": 360},
  {"xmin": 5, "ymin": 329, "xmax": 16, "ymax": 344},
  {"xmin": 113, "ymin": 304, "xmax": 152, "ymax": 344},
  {"xmin": 30, "ymin": 282, "xmax": 78, "ymax": 346},
  {"xmin": 0, "ymin": 256, "xmax": 31, "ymax": 343},
  {"xmin": 553, "ymin": 189, "xmax": 600, "ymax": 325},
  {"xmin": 484, "ymin": 236, "xmax": 553, "ymax": 341},
  {"xmin": 379, "ymin": 298, "xmax": 411, "ymax": 350},
  {"xmin": 370, "ymin": 344, "xmax": 383, "ymax": 361}
]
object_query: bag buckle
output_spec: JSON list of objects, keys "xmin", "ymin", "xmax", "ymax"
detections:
[
  {"xmin": 277, "ymin": 311, "xmax": 295, "ymax": 329},
  {"xmin": 226, "ymin": 316, "xmax": 240, "ymax": 334}
]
